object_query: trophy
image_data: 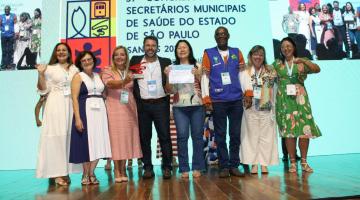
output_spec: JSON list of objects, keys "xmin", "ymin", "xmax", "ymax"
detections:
[{"xmin": 129, "ymin": 61, "xmax": 146, "ymax": 79}]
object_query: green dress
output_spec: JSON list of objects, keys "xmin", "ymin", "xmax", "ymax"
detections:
[{"xmin": 273, "ymin": 59, "xmax": 321, "ymax": 138}]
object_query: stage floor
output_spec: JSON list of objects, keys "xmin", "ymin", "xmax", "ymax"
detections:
[{"xmin": 0, "ymin": 154, "xmax": 359, "ymax": 200}]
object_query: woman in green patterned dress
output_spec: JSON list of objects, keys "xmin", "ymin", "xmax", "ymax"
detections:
[{"xmin": 273, "ymin": 37, "xmax": 321, "ymax": 173}]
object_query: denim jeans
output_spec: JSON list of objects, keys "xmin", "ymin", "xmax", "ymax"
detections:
[
  {"xmin": 212, "ymin": 100, "xmax": 243, "ymax": 169},
  {"xmin": 173, "ymin": 105, "xmax": 205, "ymax": 173},
  {"xmin": 1, "ymin": 36, "xmax": 15, "ymax": 66}
]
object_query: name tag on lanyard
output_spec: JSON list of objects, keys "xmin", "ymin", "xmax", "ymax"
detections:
[
  {"xmin": 120, "ymin": 90, "xmax": 129, "ymax": 104},
  {"xmin": 253, "ymin": 86, "xmax": 262, "ymax": 99},
  {"xmin": 147, "ymin": 80, "xmax": 157, "ymax": 96},
  {"xmin": 221, "ymin": 72, "xmax": 231, "ymax": 85}
]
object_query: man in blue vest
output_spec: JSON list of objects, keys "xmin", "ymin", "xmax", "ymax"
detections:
[
  {"xmin": 202, "ymin": 26, "xmax": 245, "ymax": 178},
  {"xmin": 0, "ymin": 5, "xmax": 17, "ymax": 70}
]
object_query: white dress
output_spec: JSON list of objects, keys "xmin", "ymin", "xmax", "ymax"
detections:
[
  {"xmin": 239, "ymin": 67, "xmax": 279, "ymax": 166},
  {"xmin": 69, "ymin": 72, "xmax": 112, "ymax": 162},
  {"xmin": 295, "ymin": 11, "xmax": 311, "ymax": 51},
  {"xmin": 36, "ymin": 63, "xmax": 82, "ymax": 178}
]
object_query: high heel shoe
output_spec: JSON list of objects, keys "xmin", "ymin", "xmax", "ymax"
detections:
[
  {"xmin": 301, "ymin": 158, "xmax": 313, "ymax": 173},
  {"xmin": 288, "ymin": 159, "xmax": 297, "ymax": 173}
]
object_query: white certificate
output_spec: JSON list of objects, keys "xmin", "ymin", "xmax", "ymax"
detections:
[{"xmin": 169, "ymin": 64, "xmax": 194, "ymax": 84}]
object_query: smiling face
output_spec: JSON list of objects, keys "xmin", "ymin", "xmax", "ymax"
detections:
[
  {"xmin": 80, "ymin": 53, "xmax": 94, "ymax": 73},
  {"xmin": 56, "ymin": 44, "xmax": 70, "ymax": 64},
  {"xmin": 176, "ymin": 42, "xmax": 190, "ymax": 61},
  {"xmin": 299, "ymin": 3, "xmax": 306, "ymax": 11},
  {"xmin": 281, "ymin": 40, "xmax": 295, "ymax": 60},
  {"xmin": 346, "ymin": 3, "xmax": 352, "ymax": 11},
  {"xmin": 113, "ymin": 48, "xmax": 127, "ymax": 70},
  {"xmin": 322, "ymin": 5, "xmax": 328, "ymax": 13},
  {"xmin": 143, "ymin": 38, "xmax": 158, "ymax": 59},
  {"xmin": 251, "ymin": 49, "xmax": 265, "ymax": 69},
  {"xmin": 215, "ymin": 27, "xmax": 229, "ymax": 50}
]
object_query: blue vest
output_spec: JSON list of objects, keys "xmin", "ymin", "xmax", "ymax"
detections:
[
  {"xmin": 206, "ymin": 47, "xmax": 242, "ymax": 101},
  {"xmin": 1, "ymin": 13, "xmax": 15, "ymax": 37}
]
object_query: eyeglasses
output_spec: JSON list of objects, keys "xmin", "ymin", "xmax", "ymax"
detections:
[
  {"xmin": 80, "ymin": 58, "xmax": 93, "ymax": 63},
  {"xmin": 215, "ymin": 32, "xmax": 228, "ymax": 37}
]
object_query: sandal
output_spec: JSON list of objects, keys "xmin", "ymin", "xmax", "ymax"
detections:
[
  {"xmin": 81, "ymin": 175, "xmax": 90, "ymax": 185},
  {"xmin": 89, "ymin": 175, "xmax": 99, "ymax": 185},
  {"xmin": 288, "ymin": 159, "xmax": 297, "ymax": 173},
  {"xmin": 192, "ymin": 170, "xmax": 201, "ymax": 178},
  {"xmin": 251, "ymin": 165, "xmax": 258, "ymax": 174},
  {"xmin": 181, "ymin": 172, "xmax": 189, "ymax": 178},
  {"xmin": 301, "ymin": 159, "xmax": 314, "ymax": 173},
  {"xmin": 55, "ymin": 177, "xmax": 69, "ymax": 186},
  {"xmin": 261, "ymin": 166, "xmax": 268, "ymax": 174}
]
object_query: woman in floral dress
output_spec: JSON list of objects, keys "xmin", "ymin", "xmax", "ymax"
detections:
[{"xmin": 272, "ymin": 37, "xmax": 321, "ymax": 173}]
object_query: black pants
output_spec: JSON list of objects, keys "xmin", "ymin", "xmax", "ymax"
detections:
[
  {"xmin": 17, "ymin": 47, "xmax": 37, "ymax": 70},
  {"xmin": 138, "ymin": 99, "xmax": 172, "ymax": 171},
  {"xmin": 1, "ymin": 36, "xmax": 15, "ymax": 67}
]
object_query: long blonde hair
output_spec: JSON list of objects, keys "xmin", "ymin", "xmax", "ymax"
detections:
[{"xmin": 110, "ymin": 45, "xmax": 129, "ymax": 75}]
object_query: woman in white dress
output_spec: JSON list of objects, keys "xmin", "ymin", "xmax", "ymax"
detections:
[
  {"xmin": 239, "ymin": 45, "xmax": 279, "ymax": 174},
  {"xmin": 35, "ymin": 43, "xmax": 81, "ymax": 185},
  {"xmin": 69, "ymin": 51, "xmax": 112, "ymax": 185},
  {"xmin": 295, "ymin": 3, "xmax": 311, "ymax": 51}
]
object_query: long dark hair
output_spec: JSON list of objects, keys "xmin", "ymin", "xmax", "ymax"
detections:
[
  {"xmin": 74, "ymin": 51, "xmax": 97, "ymax": 72},
  {"xmin": 48, "ymin": 42, "xmax": 73, "ymax": 65},
  {"xmin": 174, "ymin": 40, "xmax": 197, "ymax": 65},
  {"xmin": 279, "ymin": 37, "xmax": 297, "ymax": 63}
]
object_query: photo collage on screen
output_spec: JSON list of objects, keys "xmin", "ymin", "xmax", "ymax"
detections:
[{"xmin": 270, "ymin": 0, "xmax": 360, "ymax": 61}]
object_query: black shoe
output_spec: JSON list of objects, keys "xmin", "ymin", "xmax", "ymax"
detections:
[
  {"xmin": 219, "ymin": 168, "xmax": 230, "ymax": 178},
  {"xmin": 142, "ymin": 170, "xmax": 154, "ymax": 179},
  {"xmin": 162, "ymin": 168, "xmax": 172, "ymax": 179},
  {"xmin": 229, "ymin": 168, "xmax": 245, "ymax": 177},
  {"xmin": 282, "ymin": 155, "xmax": 289, "ymax": 162}
]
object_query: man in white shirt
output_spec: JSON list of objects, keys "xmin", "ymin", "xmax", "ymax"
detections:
[
  {"xmin": 129, "ymin": 36, "xmax": 173, "ymax": 179},
  {"xmin": 333, "ymin": 1, "xmax": 347, "ymax": 52}
]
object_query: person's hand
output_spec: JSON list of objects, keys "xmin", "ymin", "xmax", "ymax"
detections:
[
  {"xmin": 75, "ymin": 119, "xmax": 84, "ymax": 133},
  {"xmin": 243, "ymin": 96, "xmax": 253, "ymax": 109},
  {"xmin": 293, "ymin": 58, "xmax": 304, "ymax": 64},
  {"xmin": 36, "ymin": 120, "xmax": 42, "ymax": 127},
  {"xmin": 164, "ymin": 66, "xmax": 171, "ymax": 77},
  {"xmin": 36, "ymin": 64, "xmax": 47, "ymax": 75}
]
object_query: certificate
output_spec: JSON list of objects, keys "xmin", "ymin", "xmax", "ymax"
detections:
[{"xmin": 169, "ymin": 64, "xmax": 194, "ymax": 84}]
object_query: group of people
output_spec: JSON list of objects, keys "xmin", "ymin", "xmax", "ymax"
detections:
[
  {"xmin": 282, "ymin": 1, "xmax": 360, "ymax": 59},
  {"xmin": 0, "ymin": 5, "xmax": 41, "ymax": 70},
  {"xmin": 34, "ymin": 26, "xmax": 321, "ymax": 186}
]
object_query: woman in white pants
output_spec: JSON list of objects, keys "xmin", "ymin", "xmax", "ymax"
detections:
[{"xmin": 239, "ymin": 45, "xmax": 279, "ymax": 174}]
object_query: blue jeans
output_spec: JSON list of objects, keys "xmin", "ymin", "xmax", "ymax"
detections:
[
  {"xmin": 212, "ymin": 100, "xmax": 243, "ymax": 169},
  {"xmin": 1, "ymin": 36, "xmax": 15, "ymax": 66},
  {"xmin": 173, "ymin": 106, "xmax": 205, "ymax": 173}
]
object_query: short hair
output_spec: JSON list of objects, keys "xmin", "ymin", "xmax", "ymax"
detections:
[
  {"xmin": 247, "ymin": 45, "xmax": 267, "ymax": 66},
  {"xmin": 214, "ymin": 26, "xmax": 229, "ymax": 37},
  {"xmin": 143, "ymin": 35, "xmax": 158, "ymax": 46},
  {"xmin": 74, "ymin": 51, "xmax": 97, "ymax": 72}
]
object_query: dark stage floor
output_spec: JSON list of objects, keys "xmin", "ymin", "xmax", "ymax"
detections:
[{"xmin": 0, "ymin": 154, "xmax": 359, "ymax": 200}]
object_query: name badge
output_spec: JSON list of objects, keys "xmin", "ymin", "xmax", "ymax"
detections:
[
  {"xmin": 90, "ymin": 99, "xmax": 101, "ymax": 109},
  {"xmin": 221, "ymin": 72, "xmax": 231, "ymax": 85},
  {"xmin": 147, "ymin": 80, "xmax": 157, "ymax": 96},
  {"xmin": 286, "ymin": 84, "xmax": 296, "ymax": 96},
  {"xmin": 120, "ymin": 90, "xmax": 129, "ymax": 104},
  {"xmin": 257, "ymin": 78, "xmax": 263, "ymax": 86},
  {"xmin": 63, "ymin": 87, "xmax": 71, "ymax": 96},
  {"xmin": 4, "ymin": 25, "xmax": 9, "ymax": 31},
  {"xmin": 253, "ymin": 87, "xmax": 262, "ymax": 99}
]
